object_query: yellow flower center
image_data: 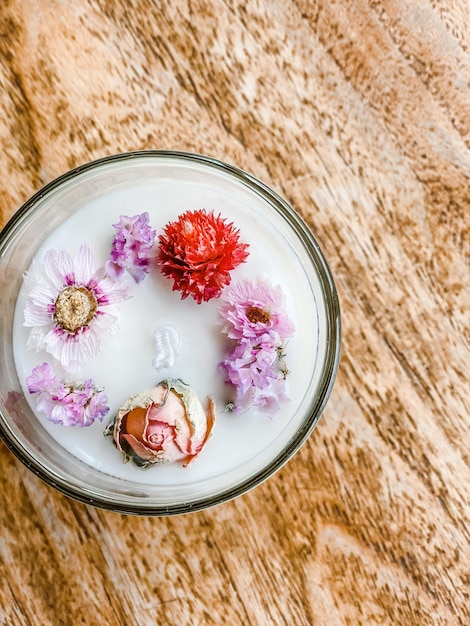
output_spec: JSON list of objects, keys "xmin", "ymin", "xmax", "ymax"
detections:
[
  {"xmin": 246, "ymin": 306, "xmax": 271, "ymax": 325},
  {"xmin": 54, "ymin": 286, "xmax": 97, "ymax": 332}
]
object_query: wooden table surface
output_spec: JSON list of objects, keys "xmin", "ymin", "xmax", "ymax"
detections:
[{"xmin": 0, "ymin": 1, "xmax": 469, "ymax": 625}]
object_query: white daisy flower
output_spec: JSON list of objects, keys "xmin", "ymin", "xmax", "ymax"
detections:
[{"xmin": 24, "ymin": 244, "xmax": 130, "ymax": 372}]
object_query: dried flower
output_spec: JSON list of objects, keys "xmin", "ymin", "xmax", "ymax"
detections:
[
  {"xmin": 219, "ymin": 278, "xmax": 294, "ymax": 417},
  {"xmin": 23, "ymin": 244, "xmax": 130, "ymax": 372},
  {"xmin": 157, "ymin": 209, "xmax": 249, "ymax": 303},
  {"xmin": 219, "ymin": 278, "xmax": 295, "ymax": 342},
  {"xmin": 110, "ymin": 378, "xmax": 215, "ymax": 467},
  {"xmin": 26, "ymin": 362, "xmax": 109, "ymax": 427},
  {"xmin": 107, "ymin": 212, "xmax": 156, "ymax": 283},
  {"xmin": 222, "ymin": 336, "xmax": 280, "ymax": 394}
]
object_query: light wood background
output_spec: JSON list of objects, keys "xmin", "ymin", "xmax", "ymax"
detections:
[{"xmin": 0, "ymin": 1, "xmax": 469, "ymax": 625}]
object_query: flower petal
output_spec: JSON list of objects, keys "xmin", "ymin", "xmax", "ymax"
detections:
[
  {"xmin": 74, "ymin": 244, "xmax": 95, "ymax": 285},
  {"xmin": 43, "ymin": 248, "xmax": 74, "ymax": 288}
]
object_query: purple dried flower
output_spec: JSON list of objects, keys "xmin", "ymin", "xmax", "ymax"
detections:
[
  {"xmin": 223, "ymin": 374, "xmax": 290, "ymax": 417},
  {"xmin": 25, "ymin": 361, "xmax": 62, "ymax": 394},
  {"xmin": 219, "ymin": 279, "xmax": 294, "ymax": 417},
  {"xmin": 86, "ymin": 390, "xmax": 110, "ymax": 421},
  {"xmin": 26, "ymin": 362, "xmax": 109, "ymax": 427},
  {"xmin": 222, "ymin": 338, "xmax": 279, "ymax": 394},
  {"xmin": 108, "ymin": 212, "xmax": 156, "ymax": 283}
]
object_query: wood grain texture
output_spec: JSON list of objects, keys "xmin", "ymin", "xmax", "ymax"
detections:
[{"xmin": 0, "ymin": 1, "xmax": 468, "ymax": 624}]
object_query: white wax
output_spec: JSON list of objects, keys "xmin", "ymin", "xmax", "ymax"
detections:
[{"xmin": 12, "ymin": 157, "xmax": 327, "ymax": 495}]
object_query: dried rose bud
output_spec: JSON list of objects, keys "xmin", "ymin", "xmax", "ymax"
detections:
[{"xmin": 112, "ymin": 379, "xmax": 215, "ymax": 467}]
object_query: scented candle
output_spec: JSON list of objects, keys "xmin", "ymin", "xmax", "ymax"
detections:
[{"xmin": 1, "ymin": 153, "xmax": 340, "ymax": 513}]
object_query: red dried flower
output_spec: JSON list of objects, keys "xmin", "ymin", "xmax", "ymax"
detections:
[{"xmin": 157, "ymin": 209, "xmax": 249, "ymax": 303}]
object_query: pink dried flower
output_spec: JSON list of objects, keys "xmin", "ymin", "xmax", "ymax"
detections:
[
  {"xmin": 157, "ymin": 209, "xmax": 249, "ymax": 304},
  {"xmin": 219, "ymin": 278, "xmax": 295, "ymax": 342},
  {"xmin": 219, "ymin": 279, "xmax": 294, "ymax": 417},
  {"xmin": 111, "ymin": 378, "xmax": 215, "ymax": 467},
  {"xmin": 107, "ymin": 212, "xmax": 156, "ymax": 283},
  {"xmin": 26, "ymin": 362, "xmax": 109, "ymax": 427},
  {"xmin": 23, "ymin": 244, "xmax": 130, "ymax": 372}
]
